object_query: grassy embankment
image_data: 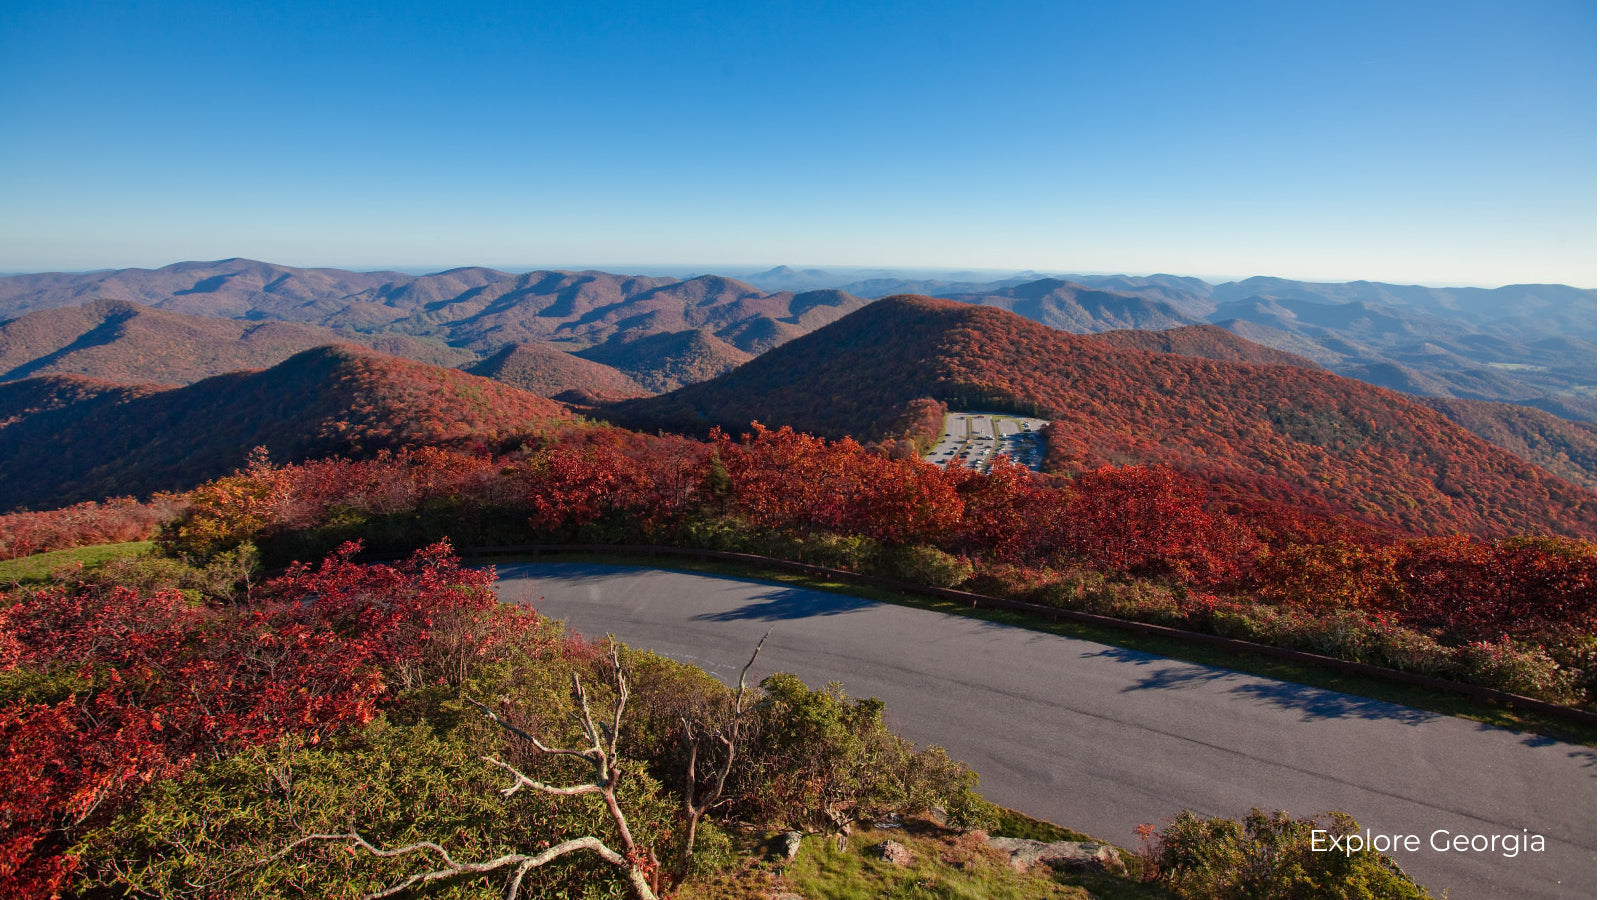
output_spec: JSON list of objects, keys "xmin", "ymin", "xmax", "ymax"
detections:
[{"xmin": 0, "ymin": 541, "xmax": 152, "ymax": 586}]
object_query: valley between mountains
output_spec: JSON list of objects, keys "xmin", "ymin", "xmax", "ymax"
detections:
[{"xmin": 0, "ymin": 259, "xmax": 1593, "ymax": 900}]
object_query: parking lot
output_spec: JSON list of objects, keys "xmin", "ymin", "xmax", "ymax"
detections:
[{"xmin": 923, "ymin": 411, "xmax": 1048, "ymax": 472}]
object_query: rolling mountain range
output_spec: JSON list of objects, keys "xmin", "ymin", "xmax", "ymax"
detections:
[
  {"xmin": 1, "ymin": 259, "xmax": 1590, "ymax": 422},
  {"xmin": 604, "ymin": 296, "xmax": 1593, "ymax": 539},
  {"xmin": 0, "ymin": 345, "xmax": 567, "ymax": 511},
  {"xmin": 0, "ymin": 258, "xmax": 870, "ymax": 354},
  {"xmin": 933, "ymin": 277, "xmax": 1595, "ymax": 420},
  {"xmin": 0, "ymin": 260, "xmax": 1592, "ymax": 506},
  {"xmin": 0, "ymin": 298, "xmax": 473, "ymax": 384}
]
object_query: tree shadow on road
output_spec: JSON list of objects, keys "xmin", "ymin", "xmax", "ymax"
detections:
[
  {"xmin": 1088, "ymin": 645, "xmax": 1238, "ymax": 691},
  {"xmin": 1227, "ymin": 681, "xmax": 1440, "ymax": 725},
  {"xmin": 691, "ymin": 586, "xmax": 876, "ymax": 622},
  {"xmin": 1492, "ymin": 725, "xmax": 1597, "ymax": 764},
  {"xmin": 1089, "ymin": 647, "xmax": 1442, "ymax": 725}
]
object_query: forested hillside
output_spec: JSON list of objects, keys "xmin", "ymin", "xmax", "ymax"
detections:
[
  {"xmin": 463, "ymin": 343, "xmax": 647, "ymax": 400},
  {"xmin": 0, "ymin": 299, "xmax": 473, "ymax": 384},
  {"xmin": 606, "ymin": 296, "xmax": 1593, "ymax": 539},
  {"xmin": 0, "ymin": 345, "xmax": 568, "ymax": 511}
]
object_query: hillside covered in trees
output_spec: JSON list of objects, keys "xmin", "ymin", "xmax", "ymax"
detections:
[
  {"xmin": 0, "ymin": 299, "xmax": 474, "ymax": 385},
  {"xmin": 462, "ymin": 342, "xmax": 648, "ymax": 400},
  {"xmin": 0, "ymin": 345, "xmax": 568, "ymax": 512},
  {"xmin": 605, "ymin": 296, "xmax": 1593, "ymax": 539}
]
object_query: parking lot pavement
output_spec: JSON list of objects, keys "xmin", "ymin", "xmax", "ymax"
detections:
[{"xmin": 924, "ymin": 411, "xmax": 1048, "ymax": 473}]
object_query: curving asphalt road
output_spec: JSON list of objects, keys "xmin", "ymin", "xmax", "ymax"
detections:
[{"xmin": 493, "ymin": 562, "xmax": 1596, "ymax": 900}]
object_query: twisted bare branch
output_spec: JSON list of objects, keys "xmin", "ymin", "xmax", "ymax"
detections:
[
  {"xmin": 675, "ymin": 629, "xmax": 770, "ymax": 884},
  {"xmin": 269, "ymin": 635, "xmax": 659, "ymax": 899},
  {"xmin": 264, "ymin": 831, "xmax": 633, "ymax": 899}
]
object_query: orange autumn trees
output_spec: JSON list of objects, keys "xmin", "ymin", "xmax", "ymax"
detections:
[
  {"xmin": 713, "ymin": 424, "xmax": 961, "ymax": 546},
  {"xmin": 145, "ymin": 421, "xmax": 1596, "ymax": 709}
]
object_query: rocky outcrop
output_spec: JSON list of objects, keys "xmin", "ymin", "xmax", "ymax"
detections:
[{"xmin": 985, "ymin": 836, "xmax": 1126, "ymax": 876}]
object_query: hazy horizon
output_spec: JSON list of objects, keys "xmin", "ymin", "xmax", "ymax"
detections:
[
  {"xmin": 0, "ymin": 257, "xmax": 1591, "ymax": 292},
  {"xmin": 2, "ymin": 1, "xmax": 1593, "ymax": 288}
]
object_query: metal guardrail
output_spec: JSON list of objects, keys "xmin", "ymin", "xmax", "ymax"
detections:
[{"xmin": 403, "ymin": 542, "xmax": 1595, "ymax": 726}]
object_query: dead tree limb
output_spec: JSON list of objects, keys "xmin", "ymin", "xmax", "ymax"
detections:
[
  {"xmin": 270, "ymin": 637, "xmax": 659, "ymax": 900},
  {"xmin": 674, "ymin": 629, "xmax": 770, "ymax": 885}
]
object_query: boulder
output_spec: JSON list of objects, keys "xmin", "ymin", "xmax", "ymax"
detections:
[
  {"xmin": 780, "ymin": 831, "xmax": 804, "ymax": 862},
  {"xmin": 985, "ymin": 836, "xmax": 1126, "ymax": 876},
  {"xmin": 867, "ymin": 839, "xmax": 914, "ymax": 866}
]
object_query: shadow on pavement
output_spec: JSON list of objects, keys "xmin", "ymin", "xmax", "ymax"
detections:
[
  {"xmin": 692, "ymin": 587, "xmax": 876, "ymax": 622},
  {"xmin": 1088, "ymin": 645, "xmax": 1236, "ymax": 691},
  {"xmin": 1226, "ymin": 681, "xmax": 1440, "ymax": 725},
  {"xmin": 1091, "ymin": 646, "xmax": 1443, "ymax": 725},
  {"xmin": 1496, "ymin": 726, "xmax": 1597, "ymax": 764}
]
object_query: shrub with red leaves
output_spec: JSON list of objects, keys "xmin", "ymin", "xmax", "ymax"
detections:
[{"xmin": 0, "ymin": 541, "xmax": 534, "ymax": 899}]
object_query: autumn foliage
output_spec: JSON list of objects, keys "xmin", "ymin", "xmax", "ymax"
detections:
[
  {"xmin": 0, "ymin": 497, "xmax": 185, "ymax": 561},
  {"xmin": 0, "ymin": 541, "xmax": 540, "ymax": 897},
  {"xmin": 606, "ymin": 296, "xmax": 1594, "ymax": 539},
  {"xmin": 154, "ymin": 423, "xmax": 1595, "ymax": 690}
]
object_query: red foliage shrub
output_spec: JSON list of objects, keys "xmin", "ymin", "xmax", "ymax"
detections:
[
  {"xmin": 715, "ymin": 424, "xmax": 962, "ymax": 546},
  {"xmin": 0, "ymin": 497, "xmax": 186, "ymax": 561},
  {"xmin": 1394, "ymin": 535, "xmax": 1596, "ymax": 637},
  {"xmin": 1062, "ymin": 465, "xmax": 1252, "ymax": 583},
  {"xmin": 0, "ymin": 541, "xmax": 536, "ymax": 898}
]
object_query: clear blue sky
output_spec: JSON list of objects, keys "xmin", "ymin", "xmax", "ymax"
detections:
[{"xmin": 1, "ymin": 0, "xmax": 1593, "ymax": 286}]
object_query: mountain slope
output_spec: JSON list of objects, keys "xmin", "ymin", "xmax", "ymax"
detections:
[
  {"xmin": 576, "ymin": 329, "xmax": 754, "ymax": 392},
  {"xmin": 0, "ymin": 299, "xmax": 474, "ymax": 384},
  {"xmin": 1090, "ymin": 324, "xmax": 1320, "ymax": 369},
  {"xmin": 1418, "ymin": 397, "xmax": 1596, "ymax": 489},
  {"xmin": 463, "ymin": 343, "xmax": 647, "ymax": 400},
  {"xmin": 606, "ymin": 296, "xmax": 1592, "ymax": 539},
  {"xmin": 942, "ymin": 278, "xmax": 1196, "ymax": 332},
  {"xmin": 1091, "ymin": 325, "xmax": 1594, "ymax": 485},
  {"xmin": 0, "ymin": 345, "xmax": 568, "ymax": 511}
]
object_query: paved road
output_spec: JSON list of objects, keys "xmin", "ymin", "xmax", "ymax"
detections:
[{"xmin": 495, "ymin": 563, "xmax": 1596, "ymax": 900}]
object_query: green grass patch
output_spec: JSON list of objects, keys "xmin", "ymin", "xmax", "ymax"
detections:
[
  {"xmin": 993, "ymin": 808, "xmax": 1098, "ymax": 844},
  {"xmin": 482, "ymin": 549, "xmax": 1596, "ymax": 746},
  {"xmin": 0, "ymin": 541, "xmax": 154, "ymax": 586}
]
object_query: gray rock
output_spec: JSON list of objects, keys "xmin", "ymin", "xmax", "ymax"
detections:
[
  {"xmin": 867, "ymin": 839, "xmax": 914, "ymax": 866},
  {"xmin": 985, "ymin": 836, "xmax": 1126, "ymax": 876},
  {"xmin": 780, "ymin": 830, "xmax": 804, "ymax": 861}
]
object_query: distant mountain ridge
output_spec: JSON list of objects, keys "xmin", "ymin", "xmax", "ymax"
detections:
[
  {"xmin": 606, "ymin": 295, "xmax": 1593, "ymax": 539},
  {"xmin": 0, "ymin": 259, "xmax": 1590, "ymax": 421},
  {"xmin": 0, "ymin": 298, "xmax": 473, "ymax": 385},
  {"xmin": 462, "ymin": 343, "xmax": 647, "ymax": 401},
  {"xmin": 0, "ymin": 258, "xmax": 871, "ymax": 355},
  {"xmin": 575, "ymin": 328, "xmax": 753, "ymax": 392}
]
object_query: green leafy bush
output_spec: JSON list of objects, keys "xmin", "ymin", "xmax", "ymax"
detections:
[
  {"xmin": 730, "ymin": 673, "xmax": 997, "ymax": 834},
  {"xmin": 1142, "ymin": 809, "xmax": 1432, "ymax": 900},
  {"xmin": 875, "ymin": 543, "xmax": 973, "ymax": 588},
  {"xmin": 81, "ymin": 718, "xmax": 678, "ymax": 900}
]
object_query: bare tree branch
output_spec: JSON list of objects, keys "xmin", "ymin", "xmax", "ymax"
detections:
[
  {"xmin": 263, "ymin": 831, "xmax": 634, "ymax": 900},
  {"xmin": 674, "ymin": 629, "xmax": 770, "ymax": 885},
  {"xmin": 270, "ymin": 634, "xmax": 660, "ymax": 900},
  {"xmin": 484, "ymin": 755, "xmax": 602, "ymax": 798}
]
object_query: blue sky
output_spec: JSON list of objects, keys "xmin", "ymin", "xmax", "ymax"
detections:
[{"xmin": 1, "ymin": 0, "xmax": 1593, "ymax": 286}]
